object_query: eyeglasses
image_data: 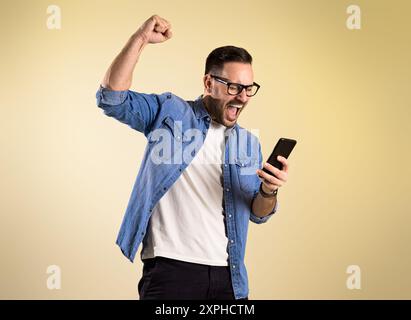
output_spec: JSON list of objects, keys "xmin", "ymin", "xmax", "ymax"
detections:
[{"xmin": 210, "ymin": 75, "xmax": 260, "ymax": 97}]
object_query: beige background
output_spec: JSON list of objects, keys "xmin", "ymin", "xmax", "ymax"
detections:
[{"xmin": 1, "ymin": 0, "xmax": 410, "ymax": 299}]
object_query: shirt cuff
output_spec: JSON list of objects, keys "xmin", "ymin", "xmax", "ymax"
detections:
[{"xmin": 249, "ymin": 193, "xmax": 279, "ymax": 224}]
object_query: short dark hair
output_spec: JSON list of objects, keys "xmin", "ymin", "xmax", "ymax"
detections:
[{"xmin": 204, "ymin": 45, "xmax": 253, "ymax": 75}]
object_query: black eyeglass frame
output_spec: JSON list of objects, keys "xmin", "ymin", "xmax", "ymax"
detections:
[{"xmin": 209, "ymin": 74, "xmax": 261, "ymax": 97}]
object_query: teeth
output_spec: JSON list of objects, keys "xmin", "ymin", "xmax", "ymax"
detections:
[{"xmin": 229, "ymin": 104, "xmax": 242, "ymax": 109}]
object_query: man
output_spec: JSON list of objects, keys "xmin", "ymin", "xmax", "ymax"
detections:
[{"xmin": 96, "ymin": 15, "xmax": 289, "ymax": 300}]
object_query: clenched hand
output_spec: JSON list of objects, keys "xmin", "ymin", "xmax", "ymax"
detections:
[{"xmin": 137, "ymin": 15, "xmax": 172, "ymax": 44}]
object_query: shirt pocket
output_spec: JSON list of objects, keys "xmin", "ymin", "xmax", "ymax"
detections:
[
  {"xmin": 162, "ymin": 116, "xmax": 183, "ymax": 140},
  {"xmin": 235, "ymin": 158, "xmax": 259, "ymax": 194},
  {"xmin": 147, "ymin": 116, "xmax": 183, "ymax": 163}
]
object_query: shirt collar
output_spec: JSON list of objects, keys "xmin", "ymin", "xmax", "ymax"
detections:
[{"xmin": 192, "ymin": 95, "xmax": 210, "ymax": 120}]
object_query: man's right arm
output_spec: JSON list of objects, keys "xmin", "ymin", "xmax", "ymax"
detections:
[
  {"xmin": 101, "ymin": 15, "xmax": 172, "ymax": 90},
  {"xmin": 96, "ymin": 15, "xmax": 172, "ymax": 134}
]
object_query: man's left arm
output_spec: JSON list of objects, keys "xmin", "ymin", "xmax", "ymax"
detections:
[{"xmin": 252, "ymin": 156, "xmax": 289, "ymax": 218}]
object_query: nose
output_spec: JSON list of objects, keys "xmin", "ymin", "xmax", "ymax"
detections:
[{"xmin": 236, "ymin": 89, "xmax": 249, "ymax": 103}]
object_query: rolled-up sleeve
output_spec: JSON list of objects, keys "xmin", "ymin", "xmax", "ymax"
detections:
[{"xmin": 96, "ymin": 86, "xmax": 163, "ymax": 135}]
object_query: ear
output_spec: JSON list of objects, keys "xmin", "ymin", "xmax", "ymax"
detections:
[{"xmin": 203, "ymin": 74, "xmax": 212, "ymax": 93}]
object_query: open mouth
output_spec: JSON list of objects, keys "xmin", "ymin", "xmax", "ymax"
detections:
[{"xmin": 226, "ymin": 104, "xmax": 242, "ymax": 121}]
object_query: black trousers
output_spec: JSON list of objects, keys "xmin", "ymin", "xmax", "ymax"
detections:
[{"xmin": 138, "ymin": 256, "xmax": 248, "ymax": 300}]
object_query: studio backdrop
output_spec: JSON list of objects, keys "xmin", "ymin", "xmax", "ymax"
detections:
[{"xmin": 1, "ymin": 0, "xmax": 410, "ymax": 299}]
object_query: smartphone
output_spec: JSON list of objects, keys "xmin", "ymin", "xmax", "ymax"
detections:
[{"xmin": 263, "ymin": 138, "xmax": 297, "ymax": 175}]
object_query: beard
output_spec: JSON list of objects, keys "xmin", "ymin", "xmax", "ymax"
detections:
[{"xmin": 202, "ymin": 95, "xmax": 244, "ymax": 128}]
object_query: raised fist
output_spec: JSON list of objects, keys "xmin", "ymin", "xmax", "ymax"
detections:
[{"xmin": 137, "ymin": 15, "xmax": 172, "ymax": 44}]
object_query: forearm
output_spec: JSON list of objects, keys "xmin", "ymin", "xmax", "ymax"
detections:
[
  {"xmin": 102, "ymin": 33, "xmax": 148, "ymax": 91},
  {"xmin": 251, "ymin": 187, "xmax": 277, "ymax": 218}
]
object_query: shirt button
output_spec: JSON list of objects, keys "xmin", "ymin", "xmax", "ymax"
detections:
[
  {"xmin": 229, "ymin": 214, "xmax": 232, "ymax": 218},
  {"xmin": 226, "ymin": 188, "xmax": 230, "ymax": 192},
  {"xmin": 206, "ymin": 117, "xmax": 210, "ymax": 121},
  {"xmin": 224, "ymin": 164, "xmax": 228, "ymax": 167},
  {"xmin": 230, "ymin": 240, "xmax": 234, "ymax": 243},
  {"xmin": 232, "ymin": 265, "xmax": 236, "ymax": 269}
]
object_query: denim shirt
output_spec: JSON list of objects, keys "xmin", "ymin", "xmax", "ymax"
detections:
[{"xmin": 96, "ymin": 86, "xmax": 278, "ymax": 299}]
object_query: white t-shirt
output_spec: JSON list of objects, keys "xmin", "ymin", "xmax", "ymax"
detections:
[{"xmin": 141, "ymin": 120, "xmax": 229, "ymax": 266}]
